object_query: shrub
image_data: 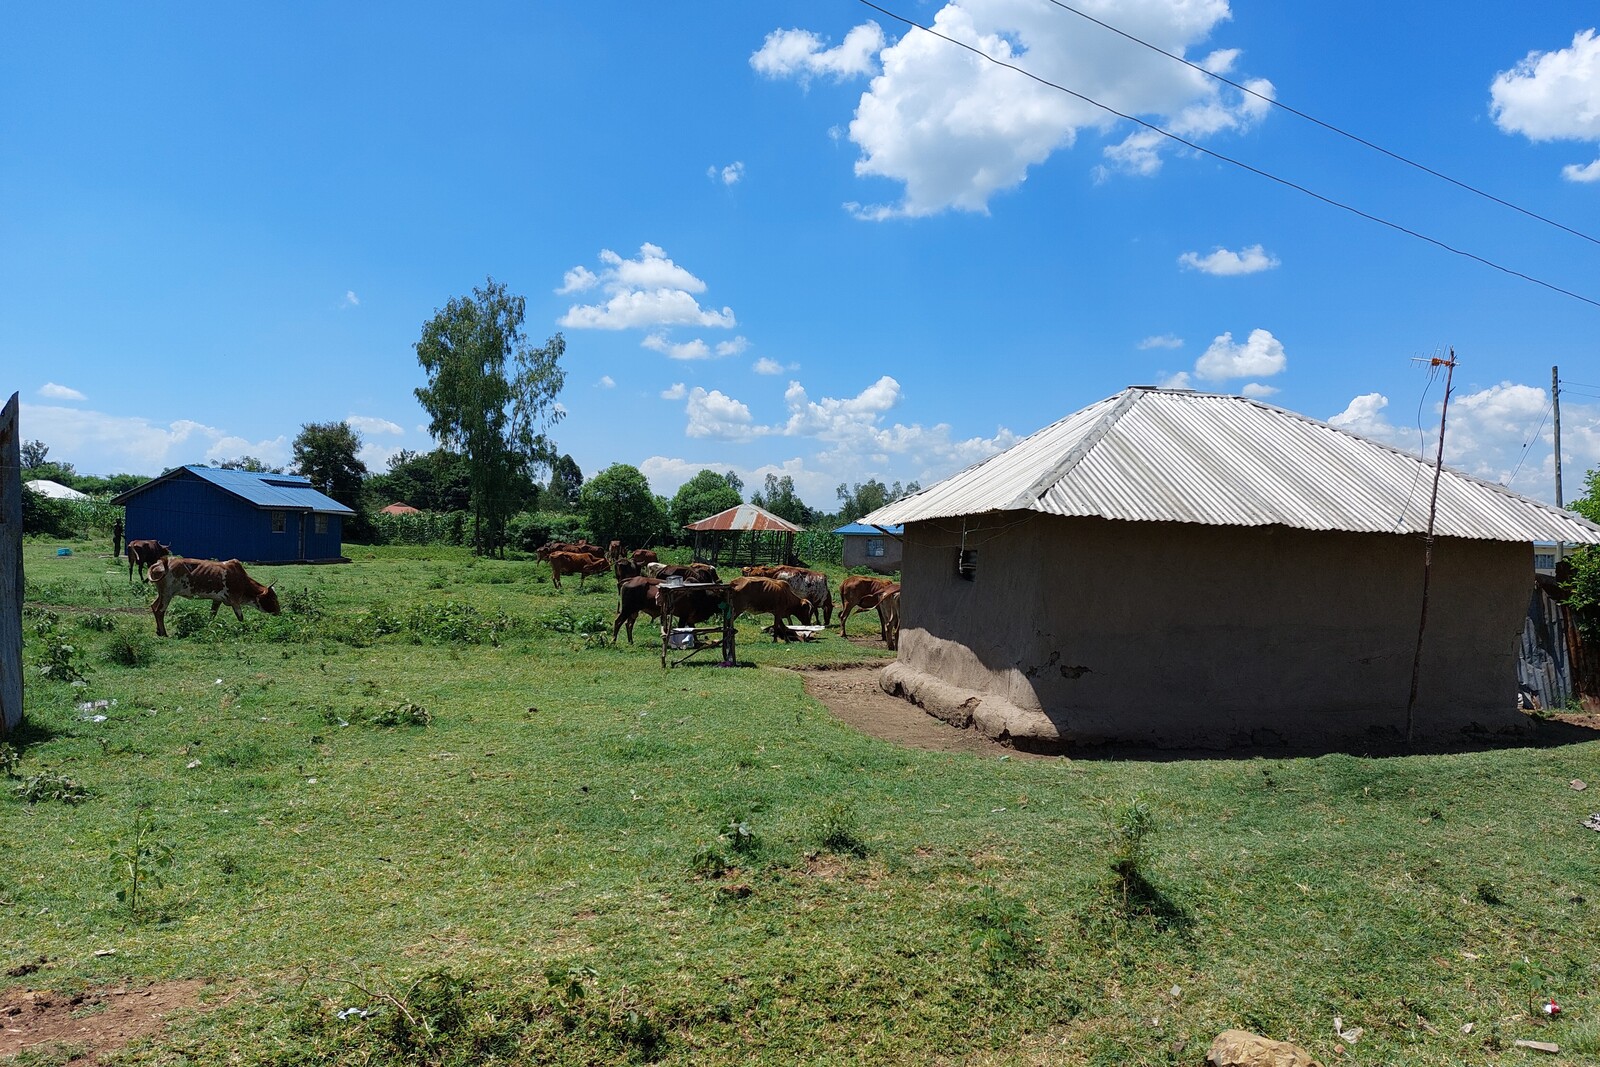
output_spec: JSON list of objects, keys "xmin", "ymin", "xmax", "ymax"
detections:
[
  {"xmin": 77, "ymin": 613, "xmax": 116, "ymax": 633},
  {"xmin": 103, "ymin": 629, "xmax": 154, "ymax": 667},
  {"xmin": 15, "ymin": 772, "xmax": 94, "ymax": 805},
  {"xmin": 958, "ymin": 886, "xmax": 1040, "ymax": 976},
  {"xmin": 368, "ymin": 701, "xmax": 432, "ymax": 727},
  {"xmin": 810, "ymin": 800, "xmax": 869, "ymax": 857}
]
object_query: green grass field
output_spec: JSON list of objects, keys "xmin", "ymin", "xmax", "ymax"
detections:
[{"xmin": 5, "ymin": 539, "xmax": 1599, "ymax": 1065}]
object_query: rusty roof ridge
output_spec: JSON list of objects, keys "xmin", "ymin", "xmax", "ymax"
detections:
[{"xmin": 1007, "ymin": 387, "xmax": 1145, "ymax": 511}]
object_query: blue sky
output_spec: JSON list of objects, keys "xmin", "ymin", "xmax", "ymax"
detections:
[{"xmin": 7, "ymin": 2, "xmax": 1600, "ymax": 510}]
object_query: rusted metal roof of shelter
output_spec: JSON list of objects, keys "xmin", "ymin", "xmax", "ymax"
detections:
[
  {"xmin": 683, "ymin": 503, "xmax": 803, "ymax": 533},
  {"xmin": 860, "ymin": 387, "xmax": 1600, "ymax": 544},
  {"xmin": 380, "ymin": 502, "xmax": 420, "ymax": 515}
]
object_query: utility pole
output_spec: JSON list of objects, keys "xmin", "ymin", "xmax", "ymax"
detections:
[
  {"xmin": 1406, "ymin": 349, "xmax": 1457, "ymax": 747},
  {"xmin": 1553, "ymin": 365, "xmax": 1563, "ymax": 507}
]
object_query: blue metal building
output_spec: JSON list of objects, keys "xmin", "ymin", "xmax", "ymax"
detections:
[{"xmin": 110, "ymin": 466, "xmax": 356, "ymax": 564}]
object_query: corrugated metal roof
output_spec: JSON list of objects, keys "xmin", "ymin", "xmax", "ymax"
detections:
[
  {"xmin": 860, "ymin": 387, "xmax": 1600, "ymax": 544},
  {"xmin": 684, "ymin": 503, "xmax": 803, "ymax": 532},
  {"xmin": 832, "ymin": 522, "xmax": 904, "ymax": 536},
  {"xmin": 111, "ymin": 465, "xmax": 356, "ymax": 516}
]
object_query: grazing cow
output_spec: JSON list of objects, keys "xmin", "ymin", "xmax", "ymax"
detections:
[
  {"xmin": 743, "ymin": 565, "xmax": 833, "ymax": 628},
  {"xmin": 875, "ymin": 586, "xmax": 902, "ymax": 650},
  {"xmin": 630, "ymin": 548, "xmax": 658, "ymax": 565},
  {"xmin": 126, "ymin": 539, "xmax": 171, "ymax": 582},
  {"xmin": 649, "ymin": 562, "xmax": 719, "ymax": 584},
  {"xmin": 727, "ymin": 576, "xmax": 812, "ymax": 639},
  {"xmin": 613, "ymin": 575, "xmax": 663, "ymax": 644},
  {"xmin": 148, "ymin": 557, "xmax": 280, "ymax": 637},
  {"xmin": 535, "ymin": 539, "xmax": 603, "ymax": 561},
  {"xmin": 607, "ymin": 540, "xmax": 625, "ymax": 563},
  {"xmin": 548, "ymin": 550, "xmax": 611, "ymax": 592},
  {"xmin": 613, "ymin": 558, "xmax": 643, "ymax": 584},
  {"xmin": 839, "ymin": 575, "xmax": 899, "ymax": 636}
]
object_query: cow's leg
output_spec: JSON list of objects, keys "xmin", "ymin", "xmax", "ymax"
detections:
[
  {"xmin": 152, "ymin": 594, "xmax": 168, "ymax": 637},
  {"xmin": 230, "ymin": 601, "xmax": 245, "ymax": 622}
]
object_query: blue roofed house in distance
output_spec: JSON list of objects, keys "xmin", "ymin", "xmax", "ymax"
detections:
[
  {"xmin": 833, "ymin": 521, "xmax": 903, "ymax": 574},
  {"xmin": 110, "ymin": 466, "xmax": 356, "ymax": 564}
]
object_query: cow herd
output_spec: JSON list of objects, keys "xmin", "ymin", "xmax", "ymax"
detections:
[
  {"xmin": 117, "ymin": 534, "xmax": 900, "ymax": 650},
  {"xmin": 534, "ymin": 540, "xmax": 902, "ymax": 650}
]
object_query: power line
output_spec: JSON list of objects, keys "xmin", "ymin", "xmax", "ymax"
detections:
[
  {"xmin": 1503, "ymin": 399, "xmax": 1552, "ymax": 490},
  {"xmin": 1038, "ymin": 0, "xmax": 1600, "ymax": 248},
  {"xmin": 855, "ymin": 0, "xmax": 1600, "ymax": 311}
]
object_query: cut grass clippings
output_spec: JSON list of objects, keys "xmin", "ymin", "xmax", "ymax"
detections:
[{"xmin": 4, "ymin": 538, "xmax": 1598, "ymax": 1065}]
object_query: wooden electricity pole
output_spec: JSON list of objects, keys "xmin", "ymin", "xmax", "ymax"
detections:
[
  {"xmin": 1553, "ymin": 365, "xmax": 1563, "ymax": 507},
  {"xmin": 1, "ymin": 392, "xmax": 22, "ymax": 737}
]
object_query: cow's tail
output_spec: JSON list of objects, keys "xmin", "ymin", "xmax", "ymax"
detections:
[{"xmin": 146, "ymin": 559, "xmax": 168, "ymax": 583}]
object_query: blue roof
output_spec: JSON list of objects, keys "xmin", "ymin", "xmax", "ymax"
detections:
[
  {"xmin": 832, "ymin": 522, "xmax": 903, "ymax": 536},
  {"xmin": 112, "ymin": 465, "xmax": 356, "ymax": 515}
]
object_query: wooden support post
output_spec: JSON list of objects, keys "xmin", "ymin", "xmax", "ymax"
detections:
[{"xmin": 1, "ymin": 392, "xmax": 23, "ymax": 737}]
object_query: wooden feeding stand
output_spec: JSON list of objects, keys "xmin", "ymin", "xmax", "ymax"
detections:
[{"xmin": 658, "ymin": 580, "xmax": 736, "ymax": 668}]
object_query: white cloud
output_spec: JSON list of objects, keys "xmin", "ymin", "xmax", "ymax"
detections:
[
  {"xmin": 1138, "ymin": 334, "xmax": 1184, "ymax": 350},
  {"xmin": 39, "ymin": 382, "xmax": 86, "ymax": 401},
  {"xmin": 1158, "ymin": 371, "xmax": 1192, "ymax": 389},
  {"xmin": 358, "ymin": 442, "xmax": 406, "ymax": 472},
  {"xmin": 1565, "ymin": 159, "xmax": 1600, "ymax": 182},
  {"xmin": 1178, "ymin": 243, "xmax": 1280, "ymax": 275},
  {"xmin": 1194, "ymin": 328, "xmax": 1286, "ymax": 381},
  {"xmin": 557, "ymin": 266, "xmax": 598, "ymax": 294},
  {"xmin": 753, "ymin": 358, "xmax": 786, "ymax": 375},
  {"xmin": 1491, "ymin": 29, "xmax": 1600, "ymax": 180},
  {"xmin": 709, "ymin": 161, "xmax": 746, "ymax": 185},
  {"xmin": 750, "ymin": 23, "xmax": 885, "ymax": 84},
  {"xmin": 1240, "ymin": 382, "xmax": 1279, "ymax": 398},
  {"xmin": 1327, "ymin": 381, "xmax": 1600, "ymax": 503},
  {"xmin": 597, "ymin": 375, "xmax": 616, "ymax": 389},
  {"xmin": 19, "ymin": 403, "xmax": 292, "ymax": 476},
  {"xmin": 761, "ymin": 2, "xmax": 1273, "ymax": 217},
  {"xmin": 661, "ymin": 382, "xmax": 687, "ymax": 400},
  {"xmin": 341, "ymin": 290, "xmax": 360, "ymax": 308},
  {"xmin": 686, "ymin": 387, "xmax": 765, "ymax": 440},
  {"xmin": 346, "ymin": 415, "xmax": 404, "ymax": 436},
  {"xmin": 716, "ymin": 336, "xmax": 750, "ymax": 357},
  {"xmin": 559, "ymin": 244, "xmax": 735, "ymax": 331},
  {"xmin": 643, "ymin": 335, "xmax": 712, "ymax": 360}
]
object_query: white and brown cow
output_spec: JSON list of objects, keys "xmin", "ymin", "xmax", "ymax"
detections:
[
  {"xmin": 148, "ymin": 557, "xmax": 281, "ymax": 637},
  {"xmin": 126, "ymin": 539, "xmax": 171, "ymax": 582}
]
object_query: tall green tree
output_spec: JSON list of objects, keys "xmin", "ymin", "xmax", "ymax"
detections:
[
  {"xmin": 218, "ymin": 456, "xmax": 283, "ymax": 473},
  {"xmin": 1564, "ymin": 467, "xmax": 1600, "ymax": 639},
  {"xmin": 580, "ymin": 464, "xmax": 666, "ymax": 545},
  {"xmin": 20, "ymin": 439, "xmax": 49, "ymax": 470},
  {"xmin": 750, "ymin": 473, "xmax": 814, "ymax": 526},
  {"xmin": 547, "ymin": 453, "xmax": 584, "ymax": 511},
  {"xmin": 721, "ymin": 470, "xmax": 744, "ymax": 497},
  {"xmin": 368, "ymin": 448, "xmax": 475, "ymax": 513},
  {"xmin": 292, "ymin": 422, "xmax": 367, "ymax": 507},
  {"xmin": 414, "ymin": 278, "xmax": 567, "ymax": 555},
  {"xmin": 670, "ymin": 469, "xmax": 742, "ymax": 528},
  {"xmin": 834, "ymin": 478, "xmax": 919, "ymax": 523}
]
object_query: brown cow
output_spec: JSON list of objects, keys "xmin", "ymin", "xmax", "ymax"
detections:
[
  {"xmin": 630, "ymin": 548, "xmax": 658, "ymax": 565},
  {"xmin": 148, "ymin": 557, "xmax": 280, "ymax": 637},
  {"xmin": 648, "ymin": 562, "xmax": 719, "ymax": 584},
  {"xmin": 548, "ymin": 550, "xmax": 611, "ymax": 592},
  {"xmin": 727, "ymin": 576, "xmax": 812, "ymax": 640},
  {"xmin": 876, "ymin": 586, "xmax": 902, "ymax": 649},
  {"xmin": 613, "ymin": 558, "xmax": 643, "ymax": 584},
  {"xmin": 743, "ymin": 565, "xmax": 833, "ymax": 627},
  {"xmin": 126, "ymin": 539, "xmax": 171, "ymax": 582},
  {"xmin": 839, "ymin": 575, "xmax": 898, "ymax": 636},
  {"xmin": 613, "ymin": 575, "xmax": 662, "ymax": 644},
  {"xmin": 535, "ymin": 539, "xmax": 603, "ymax": 561}
]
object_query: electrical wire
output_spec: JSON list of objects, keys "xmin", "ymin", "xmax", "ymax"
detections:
[
  {"xmin": 1503, "ymin": 399, "xmax": 1553, "ymax": 490},
  {"xmin": 855, "ymin": 0, "xmax": 1600, "ymax": 311},
  {"xmin": 1038, "ymin": 0, "xmax": 1600, "ymax": 248}
]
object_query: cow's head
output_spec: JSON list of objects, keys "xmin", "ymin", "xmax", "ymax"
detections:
[
  {"xmin": 258, "ymin": 584, "xmax": 282, "ymax": 616},
  {"xmin": 158, "ymin": 543, "xmax": 172, "ymax": 556}
]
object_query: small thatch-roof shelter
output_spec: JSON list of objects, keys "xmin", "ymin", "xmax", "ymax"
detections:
[{"xmin": 686, "ymin": 504, "xmax": 802, "ymax": 567}]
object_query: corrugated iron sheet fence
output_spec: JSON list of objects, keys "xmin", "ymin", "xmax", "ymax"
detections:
[{"xmin": 1518, "ymin": 583, "xmax": 1590, "ymax": 711}]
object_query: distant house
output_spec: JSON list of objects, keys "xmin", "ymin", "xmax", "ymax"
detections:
[
  {"xmin": 25, "ymin": 479, "xmax": 88, "ymax": 501},
  {"xmin": 110, "ymin": 465, "xmax": 355, "ymax": 564},
  {"xmin": 862, "ymin": 386, "xmax": 1600, "ymax": 751},
  {"xmin": 833, "ymin": 522, "xmax": 903, "ymax": 573},
  {"xmin": 380, "ymin": 502, "xmax": 420, "ymax": 515}
]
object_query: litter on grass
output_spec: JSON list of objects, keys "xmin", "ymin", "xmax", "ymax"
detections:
[{"xmin": 1584, "ymin": 813, "xmax": 1600, "ymax": 832}]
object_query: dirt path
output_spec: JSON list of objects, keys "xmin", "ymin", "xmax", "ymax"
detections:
[
  {"xmin": 794, "ymin": 664, "xmax": 1057, "ymax": 760},
  {"xmin": 0, "ymin": 980, "xmax": 210, "ymax": 1063}
]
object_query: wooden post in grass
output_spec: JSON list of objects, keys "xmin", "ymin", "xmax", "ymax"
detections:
[{"xmin": 0, "ymin": 392, "xmax": 22, "ymax": 737}]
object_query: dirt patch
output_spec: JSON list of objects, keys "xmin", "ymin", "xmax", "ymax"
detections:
[
  {"xmin": 795, "ymin": 664, "xmax": 1053, "ymax": 759},
  {"xmin": 0, "ymin": 980, "xmax": 209, "ymax": 1064}
]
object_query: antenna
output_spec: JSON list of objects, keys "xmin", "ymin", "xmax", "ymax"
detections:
[{"xmin": 1406, "ymin": 348, "xmax": 1457, "ymax": 746}]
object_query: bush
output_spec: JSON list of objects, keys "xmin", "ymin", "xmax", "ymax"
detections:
[
  {"xmin": 794, "ymin": 531, "xmax": 843, "ymax": 565},
  {"xmin": 370, "ymin": 510, "xmax": 471, "ymax": 546},
  {"xmin": 103, "ymin": 630, "xmax": 154, "ymax": 667},
  {"xmin": 507, "ymin": 510, "xmax": 594, "ymax": 553}
]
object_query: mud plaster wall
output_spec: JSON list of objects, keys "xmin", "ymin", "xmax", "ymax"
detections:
[{"xmin": 886, "ymin": 513, "xmax": 1533, "ymax": 748}]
